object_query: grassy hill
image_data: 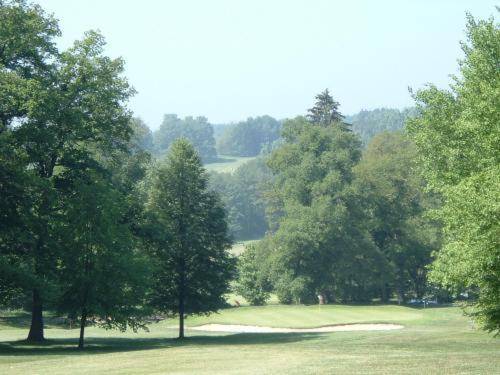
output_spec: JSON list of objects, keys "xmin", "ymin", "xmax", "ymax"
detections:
[
  {"xmin": 204, "ymin": 155, "xmax": 256, "ymax": 174},
  {"xmin": 1, "ymin": 304, "xmax": 499, "ymax": 374}
]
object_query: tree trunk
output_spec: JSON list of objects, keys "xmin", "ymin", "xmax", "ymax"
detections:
[
  {"xmin": 178, "ymin": 302, "xmax": 185, "ymax": 339},
  {"xmin": 78, "ymin": 308, "xmax": 87, "ymax": 349},
  {"xmin": 27, "ymin": 289, "xmax": 44, "ymax": 342},
  {"xmin": 178, "ymin": 271, "xmax": 185, "ymax": 339}
]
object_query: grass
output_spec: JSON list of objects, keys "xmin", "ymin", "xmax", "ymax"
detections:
[
  {"xmin": 1, "ymin": 304, "xmax": 499, "ymax": 374},
  {"xmin": 229, "ymin": 239, "xmax": 260, "ymax": 256},
  {"xmin": 204, "ymin": 155, "xmax": 256, "ymax": 174}
]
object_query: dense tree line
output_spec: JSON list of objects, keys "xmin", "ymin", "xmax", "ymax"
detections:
[
  {"xmin": 346, "ymin": 107, "xmax": 417, "ymax": 145},
  {"xmin": 209, "ymin": 158, "xmax": 272, "ymax": 240},
  {"xmin": 0, "ymin": 0, "xmax": 234, "ymax": 347},
  {"xmin": 236, "ymin": 13, "xmax": 499, "ymax": 336},
  {"xmin": 236, "ymin": 91, "xmax": 439, "ymax": 305},
  {"xmin": 216, "ymin": 115, "xmax": 281, "ymax": 156},
  {"xmin": 153, "ymin": 114, "xmax": 218, "ymax": 162}
]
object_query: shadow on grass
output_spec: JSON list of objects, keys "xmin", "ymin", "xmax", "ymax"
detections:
[{"xmin": 0, "ymin": 332, "xmax": 320, "ymax": 356}]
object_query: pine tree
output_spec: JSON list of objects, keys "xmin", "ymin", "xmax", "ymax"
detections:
[
  {"xmin": 146, "ymin": 139, "xmax": 235, "ymax": 338},
  {"xmin": 307, "ymin": 89, "xmax": 344, "ymax": 125}
]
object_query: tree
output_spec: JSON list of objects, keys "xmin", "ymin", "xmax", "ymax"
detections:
[
  {"xmin": 209, "ymin": 157, "xmax": 272, "ymax": 240},
  {"xmin": 345, "ymin": 107, "xmax": 417, "ymax": 145},
  {"xmin": 353, "ymin": 131, "xmax": 440, "ymax": 302},
  {"xmin": 153, "ymin": 114, "xmax": 217, "ymax": 162},
  {"xmin": 0, "ymin": 2, "xmax": 135, "ymax": 340},
  {"xmin": 129, "ymin": 117, "xmax": 154, "ymax": 154},
  {"xmin": 307, "ymin": 89, "xmax": 344, "ymax": 125},
  {"xmin": 216, "ymin": 116, "xmax": 281, "ymax": 157},
  {"xmin": 55, "ymin": 170, "xmax": 151, "ymax": 349},
  {"xmin": 407, "ymin": 14, "xmax": 499, "ymax": 333},
  {"xmin": 146, "ymin": 139, "xmax": 235, "ymax": 338},
  {"xmin": 235, "ymin": 243, "xmax": 272, "ymax": 305},
  {"xmin": 263, "ymin": 92, "xmax": 380, "ymax": 303}
]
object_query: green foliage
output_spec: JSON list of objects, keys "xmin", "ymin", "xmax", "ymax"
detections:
[
  {"xmin": 346, "ymin": 107, "xmax": 417, "ymax": 145},
  {"xmin": 264, "ymin": 91, "xmax": 376, "ymax": 303},
  {"xmin": 0, "ymin": 0, "xmax": 140, "ymax": 343},
  {"xmin": 209, "ymin": 157, "xmax": 272, "ymax": 240},
  {"xmin": 153, "ymin": 114, "xmax": 217, "ymax": 162},
  {"xmin": 407, "ymin": 14, "xmax": 499, "ymax": 333},
  {"xmin": 307, "ymin": 89, "xmax": 344, "ymax": 125},
  {"xmin": 146, "ymin": 139, "xmax": 236, "ymax": 337},
  {"xmin": 353, "ymin": 131, "xmax": 441, "ymax": 302},
  {"xmin": 235, "ymin": 243, "xmax": 271, "ymax": 305},
  {"xmin": 55, "ymin": 170, "xmax": 151, "ymax": 347},
  {"xmin": 217, "ymin": 115, "xmax": 281, "ymax": 156},
  {"xmin": 129, "ymin": 117, "xmax": 154, "ymax": 154}
]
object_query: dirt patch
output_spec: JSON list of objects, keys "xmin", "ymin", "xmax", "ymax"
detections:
[{"xmin": 190, "ymin": 323, "xmax": 404, "ymax": 333}]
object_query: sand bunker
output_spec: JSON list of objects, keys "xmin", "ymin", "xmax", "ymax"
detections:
[{"xmin": 190, "ymin": 323, "xmax": 404, "ymax": 333}]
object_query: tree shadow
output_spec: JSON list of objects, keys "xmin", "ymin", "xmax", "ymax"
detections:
[{"xmin": 0, "ymin": 332, "xmax": 321, "ymax": 356}]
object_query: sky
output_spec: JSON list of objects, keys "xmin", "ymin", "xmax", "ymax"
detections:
[{"xmin": 38, "ymin": 0, "xmax": 497, "ymax": 130}]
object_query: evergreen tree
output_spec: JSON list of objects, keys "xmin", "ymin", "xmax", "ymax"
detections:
[
  {"xmin": 146, "ymin": 139, "xmax": 235, "ymax": 338},
  {"xmin": 307, "ymin": 89, "xmax": 344, "ymax": 125}
]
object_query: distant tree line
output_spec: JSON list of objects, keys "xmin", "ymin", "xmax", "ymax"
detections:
[
  {"xmin": 1, "ymin": 0, "xmax": 497, "ymax": 344},
  {"xmin": 209, "ymin": 158, "xmax": 272, "ymax": 240},
  {"xmin": 216, "ymin": 115, "xmax": 282, "ymax": 157},
  {"xmin": 236, "ymin": 14, "xmax": 500, "ymax": 336},
  {"xmin": 346, "ymin": 107, "xmax": 417, "ymax": 145},
  {"xmin": 235, "ymin": 90, "xmax": 441, "ymax": 306}
]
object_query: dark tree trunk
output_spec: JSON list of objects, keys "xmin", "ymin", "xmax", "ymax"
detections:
[
  {"xmin": 78, "ymin": 308, "xmax": 87, "ymax": 349},
  {"xmin": 178, "ymin": 300, "xmax": 185, "ymax": 339},
  {"xmin": 27, "ymin": 289, "xmax": 44, "ymax": 342},
  {"xmin": 178, "ymin": 266, "xmax": 185, "ymax": 339},
  {"xmin": 380, "ymin": 283, "xmax": 389, "ymax": 303}
]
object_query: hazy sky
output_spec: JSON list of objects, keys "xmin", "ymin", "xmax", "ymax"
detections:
[{"xmin": 39, "ymin": 0, "xmax": 496, "ymax": 129}]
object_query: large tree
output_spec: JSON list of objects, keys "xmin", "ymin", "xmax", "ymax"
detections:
[
  {"xmin": 55, "ymin": 168, "xmax": 151, "ymax": 349},
  {"xmin": 353, "ymin": 131, "xmax": 440, "ymax": 302},
  {"xmin": 264, "ymin": 91, "xmax": 381, "ymax": 303},
  {"xmin": 146, "ymin": 139, "xmax": 235, "ymax": 338},
  {"xmin": 0, "ymin": 0, "xmax": 135, "ymax": 342},
  {"xmin": 407, "ymin": 14, "xmax": 499, "ymax": 333}
]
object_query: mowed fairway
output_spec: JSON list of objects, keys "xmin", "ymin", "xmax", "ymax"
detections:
[
  {"xmin": 1, "ymin": 305, "xmax": 499, "ymax": 374},
  {"xmin": 204, "ymin": 155, "xmax": 256, "ymax": 174}
]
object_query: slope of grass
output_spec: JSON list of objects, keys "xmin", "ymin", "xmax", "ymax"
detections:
[
  {"xmin": 229, "ymin": 240, "xmax": 260, "ymax": 256},
  {"xmin": 204, "ymin": 155, "xmax": 256, "ymax": 174},
  {"xmin": 1, "ymin": 305, "xmax": 498, "ymax": 374}
]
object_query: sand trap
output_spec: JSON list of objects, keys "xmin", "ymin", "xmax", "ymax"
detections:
[{"xmin": 190, "ymin": 323, "xmax": 404, "ymax": 333}]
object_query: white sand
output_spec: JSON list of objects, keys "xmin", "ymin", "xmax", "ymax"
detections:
[{"xmin": 189, "ymin": 323, "xmax": 404, "ymax": 333}]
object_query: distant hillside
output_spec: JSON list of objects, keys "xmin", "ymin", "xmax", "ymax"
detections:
[{"xmin": 346, "ymin": 107, "xmax": 417, "ymax": 144}]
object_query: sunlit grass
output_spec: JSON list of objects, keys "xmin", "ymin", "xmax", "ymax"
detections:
[
  {"xmin": 1, "ymin": 304, "xmax": 498, "ymax": 374},
  {"xmin": 204, "ymin": 155, "xmax": 256, "ymax": 174}
]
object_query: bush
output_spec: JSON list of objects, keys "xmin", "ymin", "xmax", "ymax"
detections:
[{"xmin": 235, "ymin": 244, "xmax": 271, "ymax": 305}]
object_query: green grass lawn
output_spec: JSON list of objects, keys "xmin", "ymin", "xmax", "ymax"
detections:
[
  {"xmin": 204, "ymin": 155, "xmax": 256, "ymax": 174},
  {"xmin": 1, "ymin": 305, "xmax": 498, "ymax": 374},
  {"xmin": 229, "ymin": 239, "xmax": 260, "ymax": 256}
]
